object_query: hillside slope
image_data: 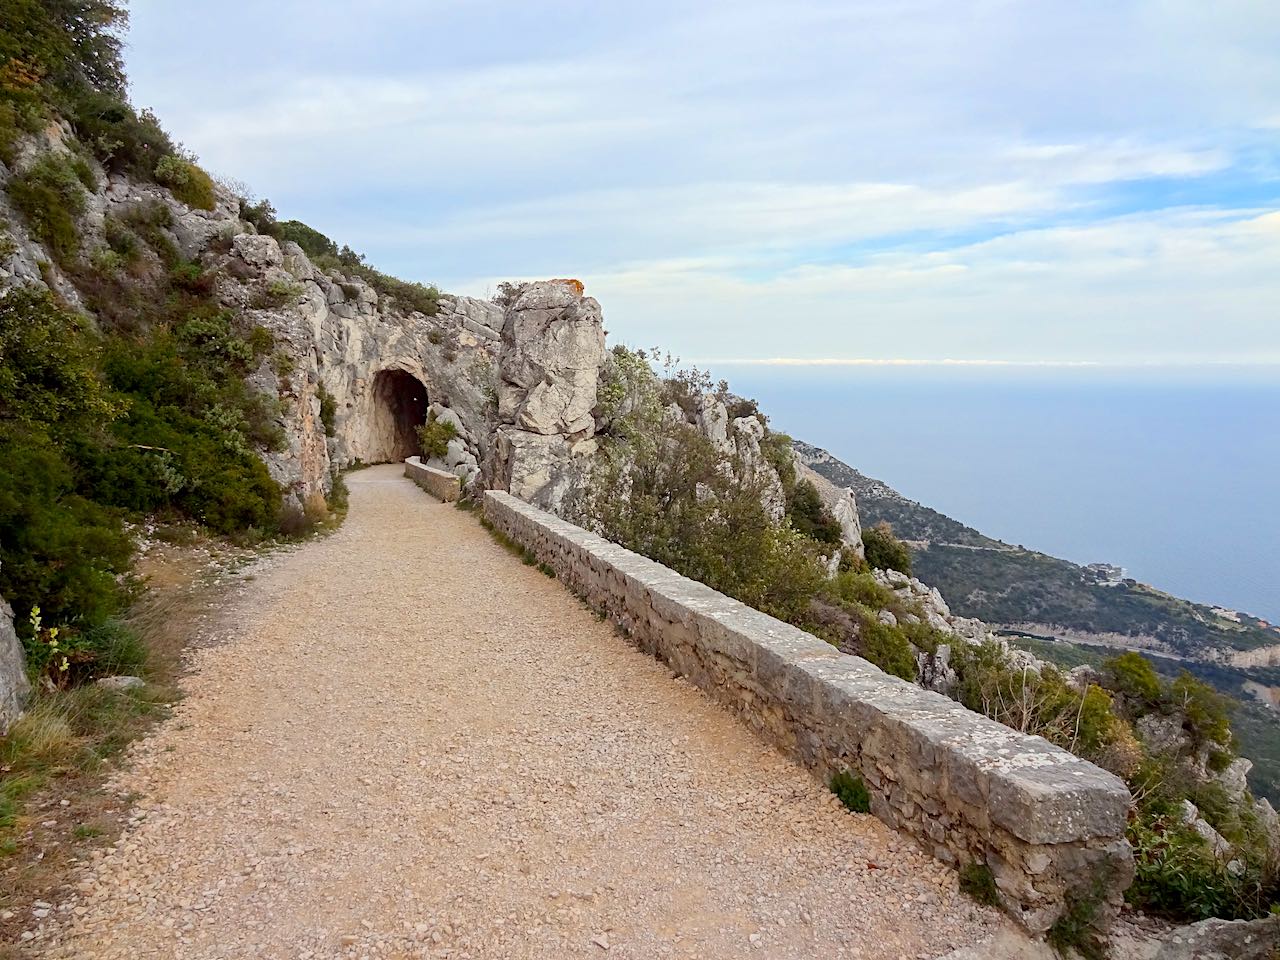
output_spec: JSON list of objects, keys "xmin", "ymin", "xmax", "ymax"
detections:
[{"xmin": 794, "ymin": 440, "xmax": 1280, "ymax": 662}]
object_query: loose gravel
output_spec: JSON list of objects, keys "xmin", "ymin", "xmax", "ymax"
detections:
[{"xmin": 35, "ymin": 465, "xmax": 1003, "ymax": 959}]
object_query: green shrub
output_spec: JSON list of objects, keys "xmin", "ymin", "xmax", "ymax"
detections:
[
  {"xmin": 417, "ymin": 411, "xmax": 457, "ymax": 459},
  {"xmin": 0, "ymin": 1, "xmax": 128, "ymax": 102},
  {"xmin": 317, "ymin": 384, "xmax": 336, "ymax": 438},
  {"xmin": 1169, "ymin": 671, "xmax": 1233, "ymax": 750},
  {"xmin": 787, "ymin": 479, "xmax": 843, "ymax": 545},
  {"xmin": 759, "ymin": 429, "xmax": 796, "ymax": 490},
  {"xmin": 0, "ymin": 93, "xmax": 46, "ymax": 167},
  {"xmin": 313, "ymin": 247, "xmax": 440, "ymax": 316},
  {"xmin": 328, "ymin": 471, "xmax": 349, "ymax": 516},
  {"xmin": 278, "ymin": 220, "xmax": 337, "ymax": 259},
  {"xmin": 862, "ymin": 521, "xmax": 912, "ymax": 574},
  {"xmin": 252, "ymin": 277, "xmax": 304, "ymax": 309},
  {"xmin": 829, "ymin": 569, "xmax": 896, "ymax": 610},
  {"xmin": 154, "ymin": 155, "xmax": 216, "ymax": 210},
  {"xmin": 239, "ymin": 197, "xmax": 280, "ymax": 236},
  {"xmin": 959, "ymin": 863, "xmax": 999, "ymax": 906},
  {"xmin": 9, "ymin": 152, "xmax": 91, "ymax": 262},
  {"xmin": 247, "ymin": 325, "xmax": 274, "ymax": 357},
  {"xmin": 830, "ymin": 770, "xmax": 871, "ymax": 813},
  {"xmin": 857, "ymin": 618, "xmax": 919, "ymax": 680},
  {"xmin": 1106, "ymin": 651, "xmax": 1163, "ymax": 709},
  {"xmin": 0, "ymin": 427, "xmax": 133, "ymax": 635},
  {"xmin": 69, "ymin": 93, "xmax": 176, "ymax": 178},
  {"xmin": 0, "ymin": 286, "xmax": 121, "ymax": 439}
]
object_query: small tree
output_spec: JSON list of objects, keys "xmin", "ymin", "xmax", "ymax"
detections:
[{"xmin": 862, "ymin": 521, "xmax": 911, "ymax": 574}]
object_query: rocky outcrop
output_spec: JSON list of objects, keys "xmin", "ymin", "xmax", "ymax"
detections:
[
  {"xmin": 729, "ymin": 415, "xmax": 786, "ymax": 522},
  {"xmin": 795, "ymin": 460, "xmax": 864, "ymax": 560},
  {"xmin": 1148, "ymin": 915, "xmax": 1280, "ymax": 960},
  {"xmin": 497, "ymin": 281, "xmax": 605, "ymax": 437},
  {"xmin": 0, "ymin": 566, "xmax": 30, "ymax": 733},
  {"xmin": 484, "ymin": 281, "xmax": 605, "ymax": 511}
]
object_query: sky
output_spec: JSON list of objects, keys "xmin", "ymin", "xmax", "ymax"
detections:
[{"xmin": 123, "ymin": 0, "xmax": 1280, "ymax": 365}]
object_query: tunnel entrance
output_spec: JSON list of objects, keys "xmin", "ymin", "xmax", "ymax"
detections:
[{"xmin": 369, "ymin": 369, "xmax": 430, "ymax": 463}]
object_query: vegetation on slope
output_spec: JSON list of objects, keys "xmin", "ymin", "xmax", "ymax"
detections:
[
  {"xmin": 0, "ymin": 0, "xmax": 441, "ymax": 658},
  {"xmin": 571, "ymin": 359, "xmax": 1280, "ymax": 925},
  {"xmin": 796, "ymin": 440, "xmax": 1279, "ymax": 656}
]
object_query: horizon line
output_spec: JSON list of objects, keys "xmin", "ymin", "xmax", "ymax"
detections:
[{"xmin": 690, "ymin": 357, "xmax": 1280, "ymax": 368}]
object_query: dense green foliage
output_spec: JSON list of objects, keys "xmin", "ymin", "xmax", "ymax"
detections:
[
  {"xmin": 236, "ymin": 198, "xmax": 439, "ymax": 316},
  {"xmin": 416, "ymin": 410, "xmax": 457, "ymax": 460},
  {"xmin": 278, "ymin": 219, "xmax": 338, "ymax": 259},
  {"xmin": 0, "ymin": 1, "xmax": 128, "ymax": 100},
  {"xmin": 829, "ymin": 770, "xmax": 870, "ymax": 813},
  {"xmin": 317, "ymin": 383, "xmax": 337, "ymax": 438},
  {"xmin": 0, "ymin": 287, "xmax": 132, "ymax": 632},
  {"xmin": 314, "ymin": 245, "xmax": 440, "ymax": 316},
  {"xmin": 786, "ymin": 479, "xmax": 843, "ymax": 546},
  {"xmin": 153, "ymin": 154, "xmax": 215, "ymax": 210},
  {"xmin": 1, "ymin": 0, "xmax": 215, "ymax": 223},
  {"xmin": 0, "ymin": 429, "xmax": 134, "ymax": 636},
  {"xmin": 573, "ymin": 353, "xmax": 830, "ymax": 627},
  {"xmin": 0, "ymin": 270, "xmax": 283, "ymax": 645},
  {"xmin": 861, "ymin": 521, "xmax": 912, "ymax": 575},
  {"xmin": 8, "ymin": 151, "xmax": 95, "ymax": 262}
]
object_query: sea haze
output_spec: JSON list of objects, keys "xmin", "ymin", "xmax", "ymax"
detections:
[{"xmin": 709, "ymin": 364, "xmax": 1280, "ymax": 623}]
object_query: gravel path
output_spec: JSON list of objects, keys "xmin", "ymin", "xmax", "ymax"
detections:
[{"xmin": 37, "ymin": 465, "xmax": 1002, "ymax": 959}]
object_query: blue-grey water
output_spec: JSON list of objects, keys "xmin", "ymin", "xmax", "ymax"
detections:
[{"xmin": 711, "ymin": 365, "xmax": 1280, "ymax": 623}]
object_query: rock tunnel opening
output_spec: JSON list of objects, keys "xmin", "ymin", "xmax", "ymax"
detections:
[{"xmin": 370, "ymin": 369, "xmax": 430, "ymax": 463}]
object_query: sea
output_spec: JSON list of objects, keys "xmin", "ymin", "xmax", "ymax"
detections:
[{"xmin": 710, "ymin": 364, "xmax": 1280, "ymax": 623}]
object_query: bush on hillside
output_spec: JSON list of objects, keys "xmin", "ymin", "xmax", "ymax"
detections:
[
  {"xmin": 317, "ymin": 384, "xmax": 337, "ymax": 438},
  {"xmin": 417, "ymin": 411, "xmax": 457, "ymax": 460},
  {"xmin": 862, "ymin": 521, "xmax": 912, "ymax": 574},
  {"xmin": 0, "ymin": 0, "xmax": 128, "ymax": 100},
  {"xmin": 68, "ymin": 91, "xmax": 176, "ymax": 178},
  {"xmin": 9, "ymin": 152, "xmax": 94, "ymax": 262},
  {"xmin": 0, "ymin": 427, "xmax": 134, "ymax": 636},
  {"xmin": 153, "ymin": 154, "xmax": 216, "ymax": 210},
  {"xmin": 0, "ymin": 286, "xmax": 121, "ymax": 438},
  {"xmin": 787, "ymin": 479, "xmax": 843, "ymax": 546},
  {"xmin": 278, "ymin": 220, "xmax": 338, "ymax": 259},
  {"xmin": 571, "ymin": 353, "xmax": 828, "ymax": 626},
  {"xmin": 1106, "ymin": 651, "xmax": 1164, "ymax": 709}
]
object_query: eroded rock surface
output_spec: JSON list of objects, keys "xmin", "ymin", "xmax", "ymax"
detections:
[{"xmin": 0, "ymin": 578, "xmax": 29, "ymax": 733}]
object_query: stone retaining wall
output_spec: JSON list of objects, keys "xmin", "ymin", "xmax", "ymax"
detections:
[
  {"xmin": 404, "ymin": 457, "xmax": 461, "ymax": 502},
  {"xmin": 482, "ymin": 490, "xmax": 1134, "ymax": 933}
]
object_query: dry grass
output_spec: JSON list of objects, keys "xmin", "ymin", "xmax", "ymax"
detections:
[{"xmin": 0, "ymin": 534, "xmax": 250, "ymax": 951}]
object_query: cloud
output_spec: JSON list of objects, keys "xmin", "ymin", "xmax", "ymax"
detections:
[
  {"xmin": 121, "ymin": 0, "xmax": 1280, "ymax": 364},
  {"xmin": 470, "ymin": 207, "xmax": 1279, "ymax": 365}
]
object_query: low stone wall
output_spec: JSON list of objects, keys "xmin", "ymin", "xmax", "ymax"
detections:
[
  {"xmin": 404, "ymin": 457, "xmax": 461, "ymax": 502},
  {"xmin": 482, "ymin": 490, "xmax": 1134, "ymax": 933}
]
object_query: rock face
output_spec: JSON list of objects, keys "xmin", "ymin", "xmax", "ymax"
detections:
[
  {"xmin": 1148, "ymin": 915, "xmax": 1280, "ymax": 960},
  {"xmin": 796, "ymin": 460, "xmax": 865, "ymax": 560},
  {"xmin": 497, "ymin": 281, "xmax": 605, "ymax": 437},
  {"xmin": 0, "ymin": 571, "xmax": 30, "ymax": 733},
  {"xmin": 483, "ymin": 490, "xmax": 1135, "ymax": 935},
  {"xmin": 484, "ymin": 281, "xmax": 605, "ymax": 511}
]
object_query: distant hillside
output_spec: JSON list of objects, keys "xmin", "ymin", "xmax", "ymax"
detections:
[{"xmin": 795, "ymin": 440, "xmax": 1280, "ymax": 662}]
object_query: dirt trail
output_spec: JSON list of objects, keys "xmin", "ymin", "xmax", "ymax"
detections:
[{"xmin": 36, "ymin": 465, "xmax": 1002, "ymax": 959}]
